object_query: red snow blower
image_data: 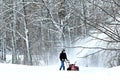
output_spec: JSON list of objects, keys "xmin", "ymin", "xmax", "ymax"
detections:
[{"xmin": 66, "ymin": 61, "xmax": 79, "ymax": 71}]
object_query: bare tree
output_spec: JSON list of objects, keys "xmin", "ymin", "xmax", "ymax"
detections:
[{"xmin": 0, "ymin": 0, "xmax": 120, "ymax": 67}]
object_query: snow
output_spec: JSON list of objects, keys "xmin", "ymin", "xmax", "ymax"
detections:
[
  {"xmin": 69, "ymin": 33, "xmax": 110, "ymax": 67},
  {"xmin": 73, "ymin": 33, "xmax": 108, "ymax": 57},
  {"xmin": 0, "ymin": 63, "xmax": 120, "ymax": 80}
]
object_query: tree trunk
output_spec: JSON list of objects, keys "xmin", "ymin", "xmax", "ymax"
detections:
[{"xmin": 22, "ymin": 0, "xmax": 32, "ymax": 65}]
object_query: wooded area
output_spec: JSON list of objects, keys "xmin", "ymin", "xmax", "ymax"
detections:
[{"xmin": 0, "ymin": 0, "xmax": 120, "ymax": 67}]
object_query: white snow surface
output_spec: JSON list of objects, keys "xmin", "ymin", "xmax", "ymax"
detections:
[{"xmin": 0, "ymin": 63, "xmax": 120, "ymax": 80}]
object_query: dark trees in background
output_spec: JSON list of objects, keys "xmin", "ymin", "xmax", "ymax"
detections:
[{"xmin": 0, "ymin": 0, "xmax": 120, "ymax": 66}]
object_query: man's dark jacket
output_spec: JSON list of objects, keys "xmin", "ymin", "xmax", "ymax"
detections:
[{"xmin": 59, "ymin": 52, "xmax": 67, "ymax": 61}]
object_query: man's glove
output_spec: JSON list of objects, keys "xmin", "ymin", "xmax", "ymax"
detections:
[
  {"xmin": 66, "ymin": 59, "xmax": 70, "ymax": 63},
  {"xmin": 67, "ymin": 59, "xmax": 69, "ymax": 61}
]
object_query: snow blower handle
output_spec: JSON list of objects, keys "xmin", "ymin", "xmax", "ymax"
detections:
[
  {"xmin": 66, "ymin": 59, "xmax": 70, "ymax": 63},
  {"xmin": 65, "ymin": 60, "xmax": 70, "ymax": 67}
]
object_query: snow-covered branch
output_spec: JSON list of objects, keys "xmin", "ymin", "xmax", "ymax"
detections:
[
  {"xmin": 6, "ymin": 27, "xmax": 26, "ymax": 40},
  {"xmin": 56, "ymin": 46, "xmax": 120, "ymax": 51}
]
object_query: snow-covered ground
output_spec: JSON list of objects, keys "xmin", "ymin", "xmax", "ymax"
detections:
[{"xmin": 0, "ymin": 63, "xmax": 120, "ymax": 80}]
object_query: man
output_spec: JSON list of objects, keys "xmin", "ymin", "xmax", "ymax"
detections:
[{"xmin": 59, "ymin": 49, "xmax": 68, "ymax": 70}]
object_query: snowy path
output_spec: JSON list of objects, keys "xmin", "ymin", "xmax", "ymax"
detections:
[{"xmin": 0, "ymin": 63, "xmax": 120, "ymax": 80}]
